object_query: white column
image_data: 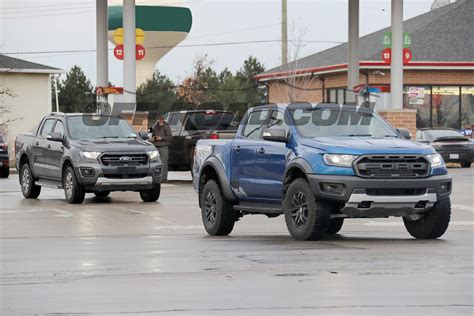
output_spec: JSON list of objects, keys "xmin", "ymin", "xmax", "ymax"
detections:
[
  {"xmin": 281, "ymin": 0, "xmax": 288, "ymax": 65},
  {"xmin": 390, "ymin": 0, "xmax": 404, "ymax": 109},
  {"xmin": 96, "ymin": 0, "xmax": 108, "ymax": 112},
  {"xmin": 347, "ymin": 0, "xmax": 359, "ymax": 94},
  {"xmin": 123, "ymin": 0, "xmax": 136, "ymax": 106}
]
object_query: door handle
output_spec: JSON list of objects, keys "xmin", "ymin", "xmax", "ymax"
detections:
[
  {"xmin": 257, "ymin": 148, "xmax": 265, "ymax": 155},
  {"xmin": 234, "ymin": 145, "xmax": 240, "ymax": 153}
]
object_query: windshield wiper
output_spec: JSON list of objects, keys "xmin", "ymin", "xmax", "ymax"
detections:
[{"xmin": 340, "ymin": 134, "xmax": 372, "ymax": 137}]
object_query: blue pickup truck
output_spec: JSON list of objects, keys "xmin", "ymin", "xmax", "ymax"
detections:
[{"xmin": 193, "ymin": 103, "xmax": 452, "ymax": 241}]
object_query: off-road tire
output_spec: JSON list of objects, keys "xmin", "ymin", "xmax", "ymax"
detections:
[
  {"xmin": 20, "ymin": 163, "xmax": 41, "ymax": 199},
  {"xmin": 0, "ymin": 167, "xmax": 9, "ymax": 178},
  {"xmin": 201, "ymin": 179, "xmax": 235, "ymax": 236},
  {"xmin": 403, "ymin": 198, "xmax": 451, "ymax": 239},
  {"xmin": 283, "ymin": 178, "xmax": 331, "ymax": 241},
  {"xmin": 327, "ymin": 218, "xmax": 344, "ymax": 235},
  {"xmin": 63, "ymin": 166, "xmax": 85, "ymax": 204},
  {"xmin": 94, "ymin": 191, "xmax": 110, "ymax": 198},
  {"xmin": 461, "ymin": 161, "xmax": 471, "ymax": 168},
  {"xmin": 140, "ymin": 184, "xmax": 161, "ymax": 202}
]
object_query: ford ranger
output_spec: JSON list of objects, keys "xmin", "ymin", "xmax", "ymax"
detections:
[
  {"xmin": 193, "ymin": 103, "xmax": 452, "ymax": 240},
  {"xmin": 16, "ymin": 113, "xmax": 162, "ymax": 204}
]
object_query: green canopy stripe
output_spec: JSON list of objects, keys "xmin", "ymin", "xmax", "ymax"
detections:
[{"xmin": 108, "ymin": 6, "xmax": 192, "ymax": 32}]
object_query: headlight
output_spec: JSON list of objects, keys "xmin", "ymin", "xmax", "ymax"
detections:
[
  {"xmin": 426, "ymin": 153, "xmax": 444, "ymax": 167},
  {"xmin": 80, "ymin": 151, "xmax": 101, "ymax": 160},
  {"xmin": 323, "ymin": 154, "xmax": 358, "ymax": 168},
  {"xmin": 147, "ymin": 150, "xmax": 160, "ymax": 161}
]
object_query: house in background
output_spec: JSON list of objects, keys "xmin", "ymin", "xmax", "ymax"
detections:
[
  {"xmin": 256, "ymin": 0, "xmax": 474, "ymax": 136},
  {"xmin": 0, "ymin": 54, "xmax": 63, "ymax": 162}
]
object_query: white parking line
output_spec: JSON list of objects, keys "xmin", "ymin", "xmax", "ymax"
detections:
[{"xmin": 452, "ymin": 204, "xmax": 474, "ymax": 212}]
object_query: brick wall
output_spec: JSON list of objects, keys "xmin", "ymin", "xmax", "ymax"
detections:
[
  {"xmin": 119, "ymin": 111, "xmax": 149, "ymax": 132},
  {"xmin": 268, "ymin": 78, "xmax": 324, "ymax": 103},
  {"xmin": 378, "ymin": 109, "xmax": 417, "ymax": 138},
  {"xmin": 267, "ymin": 69, "xmax": 474, "ymax": 102}
]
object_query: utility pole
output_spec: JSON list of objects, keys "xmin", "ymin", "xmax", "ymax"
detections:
[{"xmin": 281, "ymin": 0, "xmax": 288, "ymax": 65}]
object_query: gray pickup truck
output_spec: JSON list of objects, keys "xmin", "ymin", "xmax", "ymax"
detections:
[{"xmin": 15, "ymin": 113, "xmax": 162, "ymax": 204}]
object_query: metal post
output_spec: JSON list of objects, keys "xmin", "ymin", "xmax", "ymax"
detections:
[
  {"xmin": 391, "ymin": 0, "xmax": 404, "ymax": 109},
  {"xmin": 281, "ymin": 0, "xmax": 288, "ymax": 65},
  {"xmin": 123, "ymin": 0, "xmax": 136, "ymax": 107},
  {"xmin": 96, "ymin": 0, "xmax": 108, "ymax": 113},
  {"xmin": 347, "ymin": 0, "xmax": 359, "ymax": 95}
]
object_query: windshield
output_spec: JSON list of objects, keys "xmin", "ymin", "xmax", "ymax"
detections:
[
  {"xmin": 289, "ymin": 107, "xmax": 398, "ymax": 138},
  {"xmin": 66, "ymin": 116, "xmax": 137, "ymax": 140},
  {"xmin": 425, "ymin": 129, "xmax": 464, "ymax": 140},
  {"xmin": 184, "ymin": 112, "xmax": 237, "ymax": 131}
]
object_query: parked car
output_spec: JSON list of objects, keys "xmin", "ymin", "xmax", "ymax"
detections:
[
  {"xmin": 0, "ymin": 135, "xmax": 9, "ymax": 178},
  {"xmin": 416, "ymin": 128, "xmax": 473, "ymax": 168},
  {"xmin": 193, "ymin": 103, "xmax": 452, "ymax": 240},
  {"xmin": 161, "ymin": 110, "xmax": 238, "ymax": 172},
  {"xmin": 15, "ymin": 113, "xmax": 162, "ymax": 204}
]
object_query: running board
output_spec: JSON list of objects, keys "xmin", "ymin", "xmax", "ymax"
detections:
[
  {"xmin": 234, "ymin": 202, "xmax": 283, "ymax": 214},
  {"xmin": 35, "ymin": 180, "xmax": 62, "ymax": 189}
]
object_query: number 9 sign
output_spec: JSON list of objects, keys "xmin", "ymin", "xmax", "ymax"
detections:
[{"xmin": 381, "ymin": 47, "xmax": 412, "ymax": 65}]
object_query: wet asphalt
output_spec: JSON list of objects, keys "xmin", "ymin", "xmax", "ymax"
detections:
[{"xmin": 0, "ymin": 168, "xmax": 473, "ymax": 315}]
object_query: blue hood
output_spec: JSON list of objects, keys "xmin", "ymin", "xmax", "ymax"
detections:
[{"xmin": 300, "ymin": 137, "xmax": 435, "ymax": 155}]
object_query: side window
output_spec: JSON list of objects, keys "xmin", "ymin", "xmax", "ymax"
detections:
[
  {"xmin": 267, "ymin": 110, "xmax": 289, "ymax": 136},
  {"xmin": 416, "ymin": 130, "xmax": 423, "ymax": 140},
  {"xmin": 242, "ymin": 110, "xmax": 270, "ymax": 140},
  {"xmin": 53, "ymin": 120, "xmax": 65, "ymax": 137},
  {"xmin": 39, "ymin": 119, "xmax": 56, "ymax": 138}
]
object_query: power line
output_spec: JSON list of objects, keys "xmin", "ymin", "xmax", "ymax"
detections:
[
  {"xmin": 2, "ymin": 39, "xmax": 344, "ymax": 56},
  {"xmin": 1, "ymin": 4, "xmax": 94, "ymax": 15},
  {"xmin": 0, "ymin": 10, "xmax": 95, "ymax": 20},
  {"xmin": 1, "ymin": 1, "xmax": 95, "ymax": 10}
]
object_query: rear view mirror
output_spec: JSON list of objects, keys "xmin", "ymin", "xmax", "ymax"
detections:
[
  {"xmin": 47, "ymin": 132, "xmax": 63, "ymax": 142},
  {"xmin": 397, "ymin": 128, "xmax": 411, "ymax": 140},
  {"xmin": 263, "ymin": 127, "xmax": 288, "ymax": 143}
]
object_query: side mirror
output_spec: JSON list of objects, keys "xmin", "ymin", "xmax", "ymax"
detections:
[
  {"xmin": 47, "ymin": 132, "xmax": 63, "ymax": 142},
  {"xmin": 263, "ymin": 127, "xmax": 288, "ymax": 143},
  {"xmin": 397, "ymin": 128, "xmax": 411, "ymax": 140},
  {"xmin": 138, "ymin": 131, "xmax": 148, "ymax": 140}
]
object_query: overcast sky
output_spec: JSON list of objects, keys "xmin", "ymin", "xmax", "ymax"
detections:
[{"xmin": 1, "ymin": 0, "xmax": 437, "ymax": 85}]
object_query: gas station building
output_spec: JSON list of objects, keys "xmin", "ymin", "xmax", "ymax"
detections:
[{"xmin": 255, "ymin": 0, "xmax": 474, "ymax": 136}]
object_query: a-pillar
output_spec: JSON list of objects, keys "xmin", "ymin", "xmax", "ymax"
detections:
[
  {"xmin": 123, "ymin": 0, "xmax": 136, "ymax": 107},
  {"xmin": 347, "ymin": 0, "xmax": 360, "ymax": 98}
]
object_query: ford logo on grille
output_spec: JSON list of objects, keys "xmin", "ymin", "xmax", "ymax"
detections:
[{"xmin": 119, "ymin": 156, "xmax": 132, "ymax": 162}]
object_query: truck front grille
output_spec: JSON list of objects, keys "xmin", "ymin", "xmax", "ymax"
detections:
[
  {"xmin": 354, "ymin": 155, "xmax": 429, "ymax": 179},
  {"xmin": 101, "ymin": 153, "xmax": 148, "ymax": 166}
]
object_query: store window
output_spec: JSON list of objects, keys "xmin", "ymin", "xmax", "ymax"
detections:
[
  {"xmin": 403, "ymin": 86, "xmax": 431, "ymax": 128},
  {"xmin": 432, "ymin": 86, "xmax": 460, "ymax": 129}
]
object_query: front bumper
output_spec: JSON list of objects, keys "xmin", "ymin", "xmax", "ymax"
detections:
[
  {"xmin": 74, "ymin": 160, "xmax": 162, "ymax": 192},
  {"xmin": 307, "ymin": 174, "xmax": 452, "ymax": 218}
]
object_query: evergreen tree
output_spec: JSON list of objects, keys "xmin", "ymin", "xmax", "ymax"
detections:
[{"xmin": 57, "ymin": 66, "xmax": 95, "ymax": 113}]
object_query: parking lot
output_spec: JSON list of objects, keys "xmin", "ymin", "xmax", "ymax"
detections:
[{"xmin": 0, "ymin": 167, "xmax": 473, "ymax": 315}]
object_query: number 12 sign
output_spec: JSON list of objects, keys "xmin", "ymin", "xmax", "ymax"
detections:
[{"xmin": 114, "ymin": 44, "xmax": 146, "ymax": 61}]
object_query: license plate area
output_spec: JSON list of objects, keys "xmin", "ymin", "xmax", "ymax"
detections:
[
  {"xmin": 117, "ymin": 166, "xmax": 137, "ymax": 174},
  {"xmin": 449, "ymin": 153, "xmax": 459, "ymax": 159}
]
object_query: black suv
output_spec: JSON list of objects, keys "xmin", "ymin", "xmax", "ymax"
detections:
[{"xmin": 16, "ymin": 113, "xmax": 162, "ymax": 204}]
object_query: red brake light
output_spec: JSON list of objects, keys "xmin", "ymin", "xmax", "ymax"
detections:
[
  {"xmin": 205, "ymin": 110, "xmax": 217, "ymax": 115},
  {"xmin": 209, "ymin": 133, "xmax": 219, "ymax": 140}
]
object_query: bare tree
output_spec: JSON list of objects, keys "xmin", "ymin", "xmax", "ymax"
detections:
[
  {"xmin": 272, "ymin": 24, "xmax": 323, "ymax": 103},
  {"xmin": 0, "ymin": 85, "xmax": 19, "ymax": 137}
]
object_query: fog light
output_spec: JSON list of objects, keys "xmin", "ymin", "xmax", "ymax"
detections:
[
  {"xmin": 415, "ymin": 201, "xmax": 427, "ymax": 209},
  {"xmin": 320, "ymin": 183, "xmax": 345, "ymax": 194},
  {"xmin": 358, "ymin": 201, "xmax": 372, "ymax": 209},
  {"xmin": 440, "ymin": 182, "xmax": 451, "ymax": 194},
  {"xmin": 80, "ymin": 168, "xmax": 95, "ymax": 177}
]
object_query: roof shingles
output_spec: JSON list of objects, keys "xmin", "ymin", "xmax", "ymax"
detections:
[
  {"xmin": 0, "ymin": 54, "xmax": 62, "ymax": 73},
  {"xmin": 259, "ymin": 0, "xmax": 473, "ymax": 78}
]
